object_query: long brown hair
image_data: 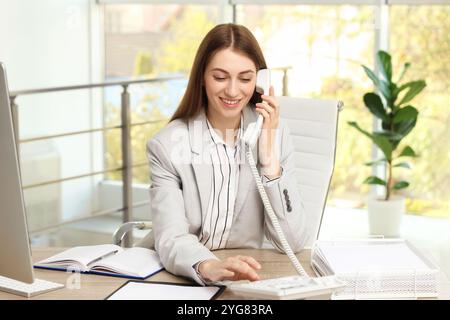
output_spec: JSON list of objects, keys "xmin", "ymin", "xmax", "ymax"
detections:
[{"xmin": 170, "ymin": 23, "xmax": 267, "ymax": 122}]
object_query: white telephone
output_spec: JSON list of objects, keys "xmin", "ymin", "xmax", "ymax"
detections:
[
  {"xmin": 242, "ymin": 68, "xmax": 270, "ymax": 148},
  {"xmin": 242, "ymin": 68, "xmax": 308, "ymax": 277},
  {"xmin": 230, "ymin": 69, "xmax": 346, "ymax": 299}
]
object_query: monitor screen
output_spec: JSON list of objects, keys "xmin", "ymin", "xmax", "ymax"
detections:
[{"xmin": 0, "ymin": 62, "xmax": 35, "ymax": 284}]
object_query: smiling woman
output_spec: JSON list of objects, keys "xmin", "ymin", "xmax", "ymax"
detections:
[
  {"xmin": 170, "ymin": 23, "xmax": 266, "ymax": 124},
  {"xmin": 203, "ymin": 49, "xmax": 257, "ymax": 143},
  {"xmin": 138, "ymin": 23, "xmax": 309, "ymax": 286}
]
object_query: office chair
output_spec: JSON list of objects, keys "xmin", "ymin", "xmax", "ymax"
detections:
[
  {"xmin": 277, "ymin": 97, "xmax": 342, "ymax": 247},
  {"xmin": 113, "ymin": 97, "xmax": 342, "ymax": 248}
]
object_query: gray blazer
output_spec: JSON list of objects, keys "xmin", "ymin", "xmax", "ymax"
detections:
[{"xmin": 137, "ymin": 106, "xmax": 309, "ymax": 285}]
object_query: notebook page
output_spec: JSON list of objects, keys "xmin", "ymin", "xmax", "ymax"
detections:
[
  {"xmin": 319, "ymin": 243, "xmax": 431, "ymax": 274},
  {"xmin": 36, "ymin": 244, "xmax": 122, "ymax": 270},
  {"xmin": 107, "ymin": 282, "xmax": 221, "ymax": 300},
  {"xmin": 91, "ymin": 247, "xmax": 163, "ymax": 278}
]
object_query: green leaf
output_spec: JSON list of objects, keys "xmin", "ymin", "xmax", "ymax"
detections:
[
  {"xmin": 378, "ymin": 79, "xmax": 392, "ymax": 104},
  {"xmin": 393, "ymin": 181, "xmax": 410, "ymax": 190},
  {"xmin": 348, "ymin": 121, "xmax": 373, "ymax": 139},
  {"xmin": 364, "ymin": 176, "xmax": 387, "ymax": 186},
  {"xmin": 373, "ymin": 132, "xmax": 401, "ymax": 153},
  {"xmin": 372, "ymin": 136, "xmax": 393, "ymax": 161},
  {"xmin": 363, "ymin": 93, "xmax": 387, "ymax": 121},
  {"xmin": 381, "ymin": 119, "xmax": 391, "ymax": 131},
  {"xmin": 397, "ymin": 80, "xmax": 426, "ymax": 106},
  {"xmin": 393, "ymin": 106, "xmax": 418, "ymax": 124},
  {"xmin": 397, "ymin": 62, "xmax": 411, "ymax": 83},
  {"xmin": 374, "ymin": 130, "xmax": 404, "ymax": 141},
  {"xmin": 348, "ymin": 121, "xmax": 393, "ymax": 161},
  {"xmin": 394, "ymin": 117, "xmax": 417, "ymax": 138},
  {"xmin": 377, "ymin": 50, "xmax": 392, "ymax": 83},
  {"xmin": 365, "ymin": 158, "xmax": 387, "ymax": 166},
  {"xmin": 390, "ymin": 82, "xmax": 399, "ymax": 110},
  {"xmin": 362, "ymin": 65, "xmax": 380, "ymax": 88},
  {"xmin": 399, "ymin": 146, "xmax": 418, "ymax": 158},
  {"xmin": 362, "ymin": 65, "xmax": 392, "ymax": 103},
  {"xmin": 393, "ymin": 162, "xmax": 411, "ymax": 169}
]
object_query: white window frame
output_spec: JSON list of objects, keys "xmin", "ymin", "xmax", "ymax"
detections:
[
  {"xmin": 97, "ymin": 0, "xmax": 221, "ymax": 4},
  {"xmin": 387, "ymin": 0, "xmax": 450, "ymax": 4},
  {"xmin": 98, "ymin": 0, "xmax": 450, "ymax": 3},
  {"xmin": 229, "ymin": 0, "xmax": 450, "ymax": 4},
  {"xmin": 99, "ymin": 0, "xmax": 449, "ymax": 199}
]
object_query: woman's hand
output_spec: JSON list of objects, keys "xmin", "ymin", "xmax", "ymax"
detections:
[
  {"xmin": 255, "ymin": 85, "xmax": 281, "ymax": 178},
  {"xmin": 198, "ymin": 255, "xmax": 261, "ymax": 282}
]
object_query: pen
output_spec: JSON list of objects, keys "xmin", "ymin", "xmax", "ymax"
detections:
[{"xmin": 88, "ymin": 250, "xmax": 119, "ymax": 266}]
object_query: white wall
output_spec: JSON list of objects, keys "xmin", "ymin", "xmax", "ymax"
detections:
[
  {"xmin": 0, "ymin": 0, "xmax": 104, "ymax": 224},
  {"xmin": 0, "ymin": 0, "xmax": 94, "ymax": 89}
]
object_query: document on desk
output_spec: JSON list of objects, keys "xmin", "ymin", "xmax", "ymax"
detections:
[
  {"xmin": 106, "ymin": 281, "xmax": 224, "ymax": 300},
  {"xmin": 311, "ymin": 239, "xmax": 440, "ymax": 299},
  {"xmin": 318, "ymin": 242, "xmax": 430, "ymax": 274}
]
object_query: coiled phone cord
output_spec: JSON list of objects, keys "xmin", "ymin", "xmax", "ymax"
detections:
[{"xmin": 245, "ymin": 144, "xmax": 309, "ymax": 278}]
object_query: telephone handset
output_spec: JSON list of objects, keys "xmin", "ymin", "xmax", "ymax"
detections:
[
  {"xmin": 228, "ymin": 69, "xmax": 345, "ymax": 299},
  {"xmin": 242, "ymin": 69, "xmax": 270, "ymax": 148},
  {"xmin": 241, "ymin": 68, "xmax": 308, "ymax": 277}
]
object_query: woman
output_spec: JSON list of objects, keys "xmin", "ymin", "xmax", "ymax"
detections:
[{"xmin": 139, "ymin": 23, "xmax": 309, "ymax": 285}]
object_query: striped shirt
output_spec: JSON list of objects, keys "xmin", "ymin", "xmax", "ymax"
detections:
[{"xmin": 199, "ymin": 114, "xmax": 244, "ymax": 250}]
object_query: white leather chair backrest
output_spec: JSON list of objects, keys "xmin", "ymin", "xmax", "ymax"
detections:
[{"xmin": 278, "ymin": 96, "xmax": 341, "ymax": 247}]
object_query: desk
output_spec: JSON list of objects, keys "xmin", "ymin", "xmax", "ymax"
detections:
[{"xmin": 0, "ymin": 247, "xmax": 449, "ymax": 300}]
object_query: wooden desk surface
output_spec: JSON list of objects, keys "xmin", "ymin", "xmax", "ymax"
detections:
[{"xmin": 1, "ymin": 247, "xmax": 449, "ymax": 300}]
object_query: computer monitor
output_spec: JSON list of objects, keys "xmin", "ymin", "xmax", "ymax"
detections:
[
  {"xmin": 0, "ymin": 62, "xmax": 35, "ymax": 284},
  {"xmin": 0, "ymin": 63, "xmax": 64, "ymax": 298}
]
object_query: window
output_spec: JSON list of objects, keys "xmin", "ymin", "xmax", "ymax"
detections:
[
  {"xmin": 101, "ymin": 1, "xmax": 449, "ymax": 218},
  {"xmin": 390, "ymin": 5, "xmax": 450, "ymax": 218},
  {"xmin": 103, "ymin": 4, "xmax": 219, "ymax": 184},
  {"xmin": 105, "ymin": 4, "xmax": 218, "ymax": 77},
  {"xmin": 236, "ymin": 4, "xmax": 375, "ymax": 208}
]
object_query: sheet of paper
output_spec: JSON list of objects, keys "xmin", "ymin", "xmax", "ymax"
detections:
[
  {"xmin": 107, "ymin": 282, "xmax": 221, "ymax": 300},
  {"xmin": 320, "ymin": 242, "xmax": 431, "ymax": 274}
]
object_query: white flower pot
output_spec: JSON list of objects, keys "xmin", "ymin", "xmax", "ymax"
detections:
[{"xmin": 367, "ymin": 196, "xmax": 405, "ymax": 238}]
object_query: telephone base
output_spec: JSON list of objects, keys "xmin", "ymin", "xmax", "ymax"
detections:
[{"xmin": 228, "ymin": 275, "xmax": 346, "ymax": 300}]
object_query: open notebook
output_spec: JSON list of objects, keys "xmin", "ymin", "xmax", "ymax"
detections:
[{"xmin": 34, "ymin": 244, "xmax": 164, "ymax": 280}]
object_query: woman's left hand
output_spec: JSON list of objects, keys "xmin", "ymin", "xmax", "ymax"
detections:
[{"xmin": 255, "ymin": 85, "xmax": 281, "ymax": 178}]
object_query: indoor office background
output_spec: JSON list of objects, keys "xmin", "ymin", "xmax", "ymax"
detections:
[{"xmin": 0, "ymin": 1, "xmax": 448, "ymax": 274}]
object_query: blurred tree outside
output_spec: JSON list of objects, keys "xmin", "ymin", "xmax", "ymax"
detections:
[
  {"xmin": 319, "ymin": 75, "xmax": 372, "ymax": 207},
  {"xmin": 389, "ymin": 6, "xmax": 450, "ymax": 218},
  {"xmin": 240, "ymin": 5, "xmax": 375, "ymax": 207},
  {"xmin": 134, "ymin": 51, "xmax": 154, "ymax": 77},
  {"xmin": 321, "ymin": 6, "xmax": 450, "ymax": 217},
  {"xmin": 104, "ymin": 101, "xmax": 168, "ymax": 184},
  {"xmin": 104, "ymin": 6, "xmax": 216, "ymax": 184},
  {"xmin": 239, "ymin": 4, "xmax": 449, "ymax": 218},
  {"xmin": 104, "ymin": 4, "xmax": 449, "ymax": 218},
  {"xmin": 155, "ymin": 6, "xmax": 216, "ymax": 73}
]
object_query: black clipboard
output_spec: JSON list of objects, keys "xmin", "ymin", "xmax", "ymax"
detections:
[{"xmin": 105, "ymin": 280, "xmax": 225, "ymax": 300}]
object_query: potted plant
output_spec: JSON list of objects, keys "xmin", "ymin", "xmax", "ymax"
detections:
[{"xmin": 348, "ymin": 50, "xmax": 426, "ymax": 237}]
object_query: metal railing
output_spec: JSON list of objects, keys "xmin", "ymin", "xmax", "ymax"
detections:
[
  {"xmin": 9, "ymin": 67, "xmax": 291, "ymax": 247},
  {"xmin": 272, "ymin": 66, "xmax": 292, "ymax": 96},
  {"xmin": 9, "ymin": 75, "xmax": 184, "ymax": 247}
]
